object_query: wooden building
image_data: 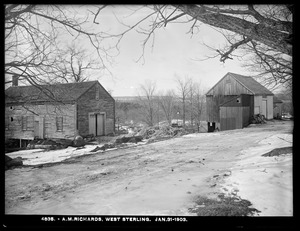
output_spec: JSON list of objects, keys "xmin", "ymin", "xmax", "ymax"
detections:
[
  {"xmin": 273, "ymin": 96, "xmax": 283, "ymax": 119},
  {"xmin": 206, "ymin": 72, "xmax": 274, "ymax": 131},
  {"xmin": 5, "ymin": 78, "xmax": 115, "ymax": 140}
]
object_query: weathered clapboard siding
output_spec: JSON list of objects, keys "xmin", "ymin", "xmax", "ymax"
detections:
[
  {"xmin": 77, "ymin": 82, "xmax": 115, "ymax": 136},
  {"xmin": 5, "ymin": 103, "xmax": 76, "ymax": 139},
  {"xmin": 206, "ymin": 73, "xmax": 253, "ymax": 96},
  {"xmin": 206, "ymin": 95, "xmax": 237, "ymax": 123}
]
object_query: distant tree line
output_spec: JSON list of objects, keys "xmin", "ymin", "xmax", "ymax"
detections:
[{"xmin": 115, "ymin": 75, "xmax": 207, "ymax": 128}]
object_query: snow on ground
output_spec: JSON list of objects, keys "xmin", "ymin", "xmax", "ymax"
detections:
[
  {"xmin": 6, "ymin": 141, "xmax": 148, "ymax": 166},
  {"xmin": 220, "ymin": 133, "xmax": 293, "ymax": 216},
  {"xmin": 6, "ymin": 145, "xmax": 99, "ymax": 165}
]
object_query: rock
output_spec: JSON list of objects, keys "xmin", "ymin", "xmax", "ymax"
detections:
[
  {"xmin": 103, "ymin": 143, "xmax": 115, "ymax": 149},
  {"xmin": 6, "ymin": 157, "xmax": 23, "ymax": 168},
  {"xmin": 5, "ymin": 155, "xmax": 13, "ymax": 163},
  {"xmin": 72, "ymin": 136, "xmax": 85, "ymax": 147}
]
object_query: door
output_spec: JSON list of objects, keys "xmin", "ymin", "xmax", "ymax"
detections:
[
  {"xmin": 89, "ymin": 113, "xmax": 105, "ymax": 136},
  {"xmin": 96, "ymin": 114, "xmax": 104, "ymax": 136},
  {"xmin": 34, "ymin": 121, "xmax": 39, "ymax": 138},
  {"xmin": 34, "ymin": 117, "xmax": 44, "ymax": 138},
  {"xmin": 89, "ymin": 113, "xmax": 96, "ymax": 136},
  {"xmin": 262, "ymin": 100, "xmax": 267, "ymax": 118}
]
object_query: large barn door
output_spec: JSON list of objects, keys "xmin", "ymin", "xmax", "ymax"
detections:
[
  {"xmin": 96, "ymin": 114, "xmax": 104, "ymax": 136},
  {"xmin": 89, "ymin": 113, "xmax": 96, "ymax": 136},
  {"xmin": 89, "ymin": 113, "xmax": 105, "ymax": 136},
  {"xmin": 220, "ymin": 107, "xmax": 244, "ymax": 131}
]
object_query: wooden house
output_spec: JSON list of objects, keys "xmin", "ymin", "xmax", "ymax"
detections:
[
  {"xmin": 206, "ymin": 72, "xmax": 274, "ymax": 131},
  {"xmin": 5, "ymin": 78, "xmax": 115, "ymax": 140}
]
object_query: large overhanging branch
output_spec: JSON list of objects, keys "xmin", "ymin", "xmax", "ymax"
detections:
[
  {"xmin": 216, "ymin": 36, "xmax": 252, "ymax": 62},
  {"xmin": 174, "ymin": 4, "xmax": 292, "ymax": 56}
]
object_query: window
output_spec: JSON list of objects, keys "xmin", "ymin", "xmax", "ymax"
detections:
[
  {"xmin": 22, "ymin": 116, "xmax": 34, "ymax": 131},
  {"xmin": 225, "ymin": 82, "xmax": 231, "ymax": 94},
  {"xmin": 95, "ymin": 85, "xmax": 100, "ymax": 100},
  {"xmin": 56, "ymin": 116, "xmax": 63, "ymax": 131}
]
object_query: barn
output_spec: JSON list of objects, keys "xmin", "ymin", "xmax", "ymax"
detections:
[
  {"xmin": 5, "ymin": 77, "xmax": 115, "ymax": 141},
  {"xmin": 206, "ymin": 72, "xmax": 274, "ymax": 131}
]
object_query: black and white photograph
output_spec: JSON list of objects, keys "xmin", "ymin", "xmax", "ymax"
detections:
[{"xmin": 4, "ymin": 4, "xmax": 294, "ymax": 228}]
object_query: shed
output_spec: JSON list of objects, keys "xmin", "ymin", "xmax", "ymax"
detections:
[
  {"xmin": 206, "ymin": 72, "xmax": 274, "ymax": 131},
  {"xmin": 5, "ymin": 78, "xmax": 115, "ymax": 140}
]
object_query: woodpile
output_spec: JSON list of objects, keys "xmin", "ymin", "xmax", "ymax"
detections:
[{"xmin": 250, "ymin": 114, "xmax": 266, "ymax": 124}]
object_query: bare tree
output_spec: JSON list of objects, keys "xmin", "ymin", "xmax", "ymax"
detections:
[
  {"xmin": 240, "ymin": 41, "xmax": 292, "ymax": 91},
  {"xmin": 192, "ymin": 82, "xmax": 206, "ymax": 131},
  {"xmin": 5, "ymin": 5, "xmax": 110, "ymax": 90},
  {"xmin": 6, "ymin": 4, "xmax": 293, "ymax": 95},
  {"xmin": 137, "ymin": 80, "xmax": 157, "ymax": 126},
  {"xmin": 188, "ymin": 81, "xmax": 195, "ymax": 126},
  {"xmin": 54, "ymin": 44, "xmax": 103, "ymax": 83},
  {"xmin": 158, "ymin": 90, "xmax": 176, "ymax": 125},
  {"xmin": 174, "ymin": 75, "xmax": 192, "ymax": 127}
]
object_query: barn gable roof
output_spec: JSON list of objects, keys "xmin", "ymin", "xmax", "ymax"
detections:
[
  {"xmin": 5, "ymin": 81, "xmax": 99, "ymax": 104},
  {"xmin": 206, "ymin": 72, "xmax": 274, "ymax": 96},
  {"xmin": 229, "ymin": 73, "xmax": 273, "ymax": 95}
]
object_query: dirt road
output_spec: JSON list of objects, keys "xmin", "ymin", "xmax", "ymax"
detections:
[{"xmin": 5, "ymin": 121, "xmax": 293, "ymax": 215}]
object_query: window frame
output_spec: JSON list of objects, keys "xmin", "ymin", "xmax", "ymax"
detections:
[
  {"xmin": 5, "ymin": 116, "xmax": 9, "ymax": 130},
  {"xmin": 22, "ymin": 116, "xmax": 34, "ymax": 131},
  {"xmin": 56, "ymin": 116, "xmax": 63, "ymax": 132},
  {"xmin": 95, "ymin": 85, "xmax": 100, "ymax": 100}
]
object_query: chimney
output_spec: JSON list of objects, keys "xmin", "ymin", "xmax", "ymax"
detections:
[{"xmin": 12, "ymin": 75, "xmax": 19, "ymax": 87}]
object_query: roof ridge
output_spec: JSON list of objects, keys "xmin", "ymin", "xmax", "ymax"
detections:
[
  {"xmin": 5, "ymin": 80, "xmax": 99, "ymax": 103},
  {"xmin": 8, "ymin": 80, "xmax": 98, "ymax": 88},
  {"xmin": 229, "ymin": 73, "xmax": 255, "ymax": 94}
]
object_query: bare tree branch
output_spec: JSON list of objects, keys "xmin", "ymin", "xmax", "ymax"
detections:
[{"xmin": 216, "ymin": 36, "xmax": 252, "ymax": 62}]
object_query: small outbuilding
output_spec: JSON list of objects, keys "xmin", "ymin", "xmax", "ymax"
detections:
[
  {"xmin": 206, "ymin": 72, "xmax": 274, "ymax": 131},
  {"xmin": 5, "ymin": 77, "xmax": 115, "ymax": 140}
]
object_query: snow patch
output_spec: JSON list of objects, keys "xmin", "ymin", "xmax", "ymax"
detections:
[
  {"xmin": 6, "ymin": 145, "xmax": 99, "ymax": 165},
  {"xmin": 220, "ymin": 134, "xmax": 293, "ymax": 216}
]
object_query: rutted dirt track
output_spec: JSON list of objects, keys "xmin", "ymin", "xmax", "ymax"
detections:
[{"xmin": 5, "ymin": 121, "xmax": 293, "ymax": 215}]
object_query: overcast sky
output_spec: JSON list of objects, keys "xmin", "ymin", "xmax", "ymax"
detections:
[{"xmin": 94, "ymin": 5, "xmax": 251, "ymax": 96}]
